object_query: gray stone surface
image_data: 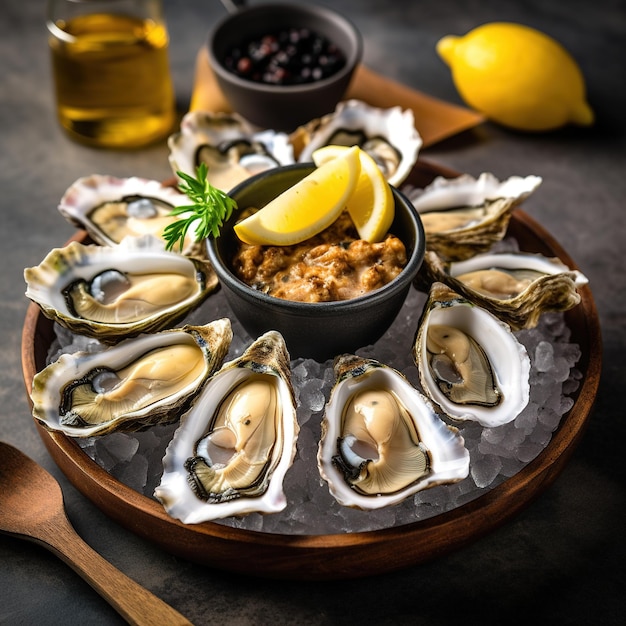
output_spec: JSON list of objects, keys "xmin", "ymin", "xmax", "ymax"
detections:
[{"xmin": 1, "ymin": 0, "xmax": 624, "ymax": 624}]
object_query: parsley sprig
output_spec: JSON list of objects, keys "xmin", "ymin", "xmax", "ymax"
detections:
[{"xmin": 163, "ymin": 163, "xmax": 237, "ymax": 251}]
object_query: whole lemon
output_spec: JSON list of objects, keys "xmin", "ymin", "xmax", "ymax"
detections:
[{"xmin": 437, "ymin": 22, "xmax": 594, "ymax": 132}]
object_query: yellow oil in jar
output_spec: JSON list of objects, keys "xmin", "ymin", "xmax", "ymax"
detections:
[{"xmin": 49, "ymin": 13, "xmax": 175, "ymax": 148}]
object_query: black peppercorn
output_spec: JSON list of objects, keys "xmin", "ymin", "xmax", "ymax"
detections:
[{"xmin": 224, "ymin": 27, "xmax": 346, "ymax": 86}]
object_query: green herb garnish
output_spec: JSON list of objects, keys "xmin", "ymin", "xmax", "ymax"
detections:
[{"xmin": 163, "ymin": 163, "xmax": 237, "ymax": 251}]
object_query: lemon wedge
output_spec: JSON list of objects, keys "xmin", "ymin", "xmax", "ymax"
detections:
[
  {"xmin": 233, "ymin": 145, "xmax": 361, "ymax": 246},
  {"xmin": 312, "ymin": 145, "xmax": 395, "ymax": 242}
]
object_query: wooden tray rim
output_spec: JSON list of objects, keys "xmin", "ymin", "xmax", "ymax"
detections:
[{"xmin": 20, "ymin": 158, "xmax": 602, "ymax": 580}]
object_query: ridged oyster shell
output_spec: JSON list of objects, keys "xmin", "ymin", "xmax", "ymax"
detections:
[
  {"xmin": 24, "ymin": 235, "xmax": 218, "ymax": 342},
  {"xmin": 413, "ymin": 283, "xmax": 530, "ymax": 427},
  {"xmin": 30, "ymin": 319, "xmax": 233, "ymax": 437},
  {"xmin": 294, "ymin": 99, "xmax": 422, "ymax": 186},
  {"xmin": 168, "ymin": 111, "xmax": 295, "ymax": 192},
  {"xmin": 155, "ymin": 331, "xmax": 299, "ymax": 523},
  {"xmin": 416, "ymin": 250, "xmax": 589, "ymax": 330},
  {"xmin": 317, "ymin": 354, "xmax": 469, "ymax": 510},
  {"xmin": 58, "ymin": 174, "xmax": 200, "ymax": 256},
  {"xmin": 404, "ymin": 172, "xmax": 542, "ymax": 261}
]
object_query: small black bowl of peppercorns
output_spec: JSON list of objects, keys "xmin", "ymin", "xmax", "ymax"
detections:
[{"xmin": 208, "ymin": 2, "xmax": 362, "ymax": 131}]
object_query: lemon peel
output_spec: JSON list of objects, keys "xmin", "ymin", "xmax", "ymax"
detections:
[
  {"xmin": 312, "ymin": 145, "xmax": 395, "ymax": 243},
  {"xmin": 233, "ymin": 145, "xmax": 361, "ymax": 246},
  {"xmin": 437, "ymin": 22, "xmax": 594, "ymax": 132}
]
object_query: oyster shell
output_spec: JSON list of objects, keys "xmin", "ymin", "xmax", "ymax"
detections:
[
  {"xmin": 416, "ymin": 250, "xmax": 589, "ymax": 330},
  {"xmin": 58, "ymin": 174, "xmax": 200, "ymax": 256},
  {"xmin": 294, "ymin": 99, "xmax": 422, "ymax": 186},
  {"xmin": 24, "ymin": 235, "xmax": 218, "ymax": 342},
  {"xmin": 30, "ymin": 319, "xmax": 233, "ymax": 437},
  {"xmin": 413, "ymin": 283, "xmax": 530, "ymax": 427},
  {"xmin": 155, "ymin": 331, "xmax": 299, "ymax": 523},
  {"xmin": 168, "ymin": 111, "xmax": 295, "ymax": 191},
  {"xmin": 317, "ymin": 354, "xmax": 469, "ymax": 510},
  {"xmin": 404, "ymin": 173, "xmax": 542, "ymax": 261}
]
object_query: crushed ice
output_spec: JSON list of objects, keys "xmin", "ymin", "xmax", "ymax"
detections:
[{"xmin": 46, "ymin": 240, "xmax": 583, "ymax": 535}]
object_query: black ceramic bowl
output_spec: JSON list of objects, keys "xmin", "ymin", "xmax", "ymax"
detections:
[
  {"xmin": 207, "ymin": 3, "xmax": 362, "ymax": 131},
  {"xmin": 206, "ymin": 163, "xmax": 426, "ymax": 361}
]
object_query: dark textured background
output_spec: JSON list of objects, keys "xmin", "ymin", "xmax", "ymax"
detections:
[{"xmin": 1, "ymin": 1, "xmax": 624, "ymax": 624}]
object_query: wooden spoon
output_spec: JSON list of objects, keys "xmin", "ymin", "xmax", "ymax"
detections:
[{"xmin": 0, "ymin": 441, "xmax": 193, "ymax": 626}]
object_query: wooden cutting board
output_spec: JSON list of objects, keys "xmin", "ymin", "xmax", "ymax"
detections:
[{"xmin": 189, "ymin": 48, "xmax": 485, "ymax": 148}]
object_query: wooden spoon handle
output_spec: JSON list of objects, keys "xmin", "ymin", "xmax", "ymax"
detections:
[{"xmin": 41, "ymin": 512, "xmax": 193, "ymax": 626}]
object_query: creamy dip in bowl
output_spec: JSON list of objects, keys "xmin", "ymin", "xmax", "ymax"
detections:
[{"xmin": 206, "ymin": 163, "xmax": 426, "ymax": 361}]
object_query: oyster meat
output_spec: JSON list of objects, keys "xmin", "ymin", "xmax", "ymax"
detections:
[
  {"xmin": 317, "ymin": 354, "xmax": 469, "ymax": 510},
  {"xmin": 30, "ymin": 319, "xmax": 233, "ymax": 437},
  {"xmin": 404, "ymin": 172, "xmax": 542, "ymax": 261},
  {"xmin": 155, "ymin": 331, "xmax": 299, "ymax": 523},
  {"xmin": 294, "ymin": 99, "xmax": 422, "ymax": 186},
  {"xmin": 168, "ymin": 111, "xmax": 295, "ymax": 191},
  {"xmin": 24, "ymin": 235, "xmax": 218, "ymax": 342},
  {"xmin": 417, "ymin": 249, "xmax": 589, "ymax": 329},
  {"xmin": 413, "ymin": 283, "xmax": 530, "ymax": 427},
  {"xmin": 58, "ymin": 174, "xmax": 200, "ymax": 256}
]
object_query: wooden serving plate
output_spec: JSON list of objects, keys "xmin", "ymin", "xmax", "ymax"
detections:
[{"xmin": 20, "ymin": 159, "xmax": 601, "ymax": 580}]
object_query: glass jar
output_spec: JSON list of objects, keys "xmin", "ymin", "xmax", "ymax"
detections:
[{"xmin": 47, "ymin": 0, "xmax": 176, "ymax": 148}]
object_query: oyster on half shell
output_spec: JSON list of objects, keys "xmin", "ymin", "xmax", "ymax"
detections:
[
  {"xmin": 30, "ymin": 319, "xmax": 233, "ymax": 437},
  {"xmin": 168, "ymin": 111, "xmax": 295, "ymax": 192},
  {"xmin": 155, "ymin": 331, "xmax": 299, "ymax": 523},
  {"xmin": 416, "ymin": 250, "xmax": 589, "ymax": 330},
  {"xmin": 294, "ymin": 99, "xmax": 422, "ymax": 186},
  {"xmin": 403, "ymin": 172, "xmax": 542, "ymax": 261},
  {"xmin": 413, "ymin": 283, "xmax": 530, "ymax": 428},
  {"xmin": 24, "ymin": 235, "xmax": 218, "ymax": 342},
  {"xmin": 317, "ymin": 354, "xmax": 469, "ymax": 510},
  {"xmin": 58, "ymin": 174, "xmax": 200, "ymax": 256}
]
